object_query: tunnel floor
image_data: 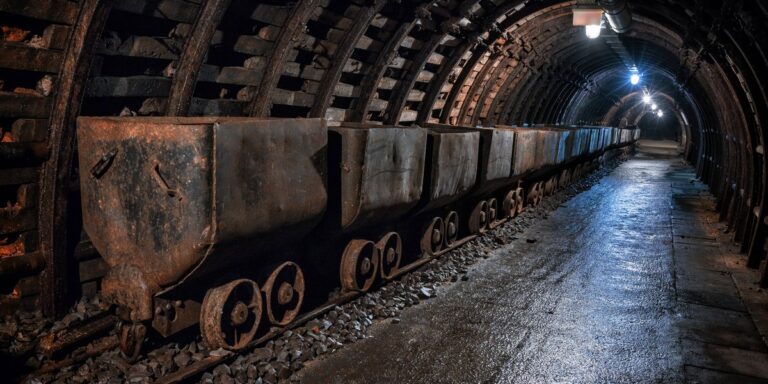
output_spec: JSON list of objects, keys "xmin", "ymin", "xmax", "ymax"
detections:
[{"xmin": 297, "ymin": 143, "xmax": 768, "ymax": 384}]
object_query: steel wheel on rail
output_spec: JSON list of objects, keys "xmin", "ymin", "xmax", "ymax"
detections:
[{"xmin": 200, "ymin": 279, "xmax": 263, "ymax": 350}]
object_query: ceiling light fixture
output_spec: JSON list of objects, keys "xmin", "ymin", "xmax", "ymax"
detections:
[
  {"xmin": 651, "ymin": 103, "xmax": 657, "ymax": 110},
  {"xmin": 573, "ymin": 6, "xmax": 604, "ymax": 39},
  {"xmin": 629, "ymin": 66, "xmax": 640, "ymax": 85},
  {"xmin": 585, "ymin": 23, "xmax": 602, "ymax": 39}
]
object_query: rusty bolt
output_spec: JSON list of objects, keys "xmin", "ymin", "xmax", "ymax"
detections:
[
  {"xmin": 359, "ymin": 256, "xmax": 372, "ymax": 275},
  {"xmin": 432, "ymin": 228, "xmax": 442, "ymax": 244},
  {"xmin": 448, "ymin": 222, "xmax": 457, "ymax": 237},
  {"xmin": 230, "ymin": 301, "xmax": 249, "ymax": 326},
  {"xmin": 386, "ymin": 248, "xmax": 396, "ymax": 264},
  {"xmin": 277, "ymin": 281, "xmax": 294, "ymax": 306}
]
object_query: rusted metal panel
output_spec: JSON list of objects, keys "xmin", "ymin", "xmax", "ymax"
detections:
[
  {"xmin": 581, "ymin": 129, "xmax": 592, "ymax": 155},
  {"xmin": 598, "ymin": 128, "xmax": 606, "ymax": 150},
  {"xmin": 621, "ymin": 128, "xmax": 635, "ymax": 144},
  {"xmin": 570, "ymin": 128, "xmax": 588, "ymax": 158},
  {"xmin": 555, "ymin": 129, "xmax": 571, "ymax": 164},
  {"xmin": 213, "ymin": 119, "xmax": 327, "ymax": 244},
  {"xmin": 481, "ymin": 128, "xmax": 515, "ymax": 182},
  {"xmin": 573, "ymin": 127, "xmax": 586, "ymax": 155},
  {"xmin": 499, "ymin": 126, "xmax": 537, "ymax": 177},
  {"xmin": 78, "ymin": 118, "xmax": 212, "ymax": 290},
  {"xmin": 78, "ymin": 117, "xmax": 327, "ymax": 319},
  {"xmin": 424, "ymin": 123, "xmax": 514, "ymax": 194},
  {"xmin": 561, "ymin": 128, "xmax": 577, "ymax": 162},
  {"xmin": 417, "ymin": 127, "xmax": 480, "ymax": 212},
  {"xmin": 329, "ymin": 124, "xmax": 427, "ymax": 232},
  {"xmin": 588, "ymin": 128, "xmax": 601, "ymax": 153},
  {"xmin": 535, "ymin": 129, "xmax": 561, "ymax": 168},
  {"xmin": 516, "ymin": 128, "xmax": 539, "ymax": 175},
  {"xmin": 601, "ymin": 127, "xmax": 611, "ymax": 149}
]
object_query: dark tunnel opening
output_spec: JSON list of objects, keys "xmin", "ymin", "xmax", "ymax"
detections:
[{"xmin": 637, "ymin": 110, "xmax": 681, "ymax": 142}]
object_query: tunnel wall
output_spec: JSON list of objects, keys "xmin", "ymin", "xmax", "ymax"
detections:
[{"xmin": 0, "ymin": 0, "xmax": 766, "ymax": 317}]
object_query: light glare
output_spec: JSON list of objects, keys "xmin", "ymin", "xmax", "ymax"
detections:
[
  {"xmin": 657, "ymin": 110, "xmax": 664, "ymax": 117},
  {"xmin": 642, "ymin": 95, "xmax": 651, "ymax": 104},
  {"xmin": 630, "ymin": 73, "xmax": 640, "ymax": 85},
  {"xmin": 651, "ymin": 103, "xmax": 657, "ymax": 110},
  {"xmin": 585, "ymin": 24, "xmax": 601, "ymax": 39}
]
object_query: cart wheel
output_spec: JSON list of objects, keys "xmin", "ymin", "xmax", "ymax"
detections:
[
  {"xmin": 545, "ymin": 177, "xmax": 556, "ymax": 195},
  {"xmin": 421, "ymin": 216, "xmax": 445, "ymax": 256},
  {"xmin": 503, "ymin": 190, "xmax": 517, "ymax": 218},
  {"xmin": 526, "ymin": 183, "xmax": 538, "ymax": 207},
  {"xmin": 444, "ymin": 211, "xmax": 459, "ymax": 247},
  {"xmin": 515, "ymin": 187, "xmax": 525, "ymax": 215},
  {"xmin": 469, "ymin": 200, "xmax": 489, "ymax": 234},
  {"xmin": 487, "ymin": 198, "xmax": 498, "ymax": 223},
  {"xmin": 263, "ymin": 262, "xmax": 304, "ymax": 326},
  {"xmin": 119, "ymin": 322, "xmax": 146, "ymax": 361},
  {"xmin": 200, "ymin": 279, "xmax": 262, "ymax": 350},
  {"xmin": 377, "ymin": 232, "xmax": 402, "ymax": 280},
  {"xmin": 340, "ymin": 239, "xmax": 379, "ymax": 292},
  {"xmin": 535, "ymin": 182, "xmax": 544, "ymax": 206}
]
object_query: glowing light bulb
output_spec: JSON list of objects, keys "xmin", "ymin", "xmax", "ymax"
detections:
[
  {"xmin": 585, "ymin": 24, "xmax": 601, "ymax": 39},
  {"xmin": 657, "ymin": 110, "xmax": 664, "ymax": 117},
  {"xmin": 642, "ymin": 95, "xmax": 651, "ymax": 104},
  {"xmin": 651, "ymin": 103, "xmax": 657, "ymax": 110},
  {"xmin": 630, "ymin": 73, "xmax": 640, "ymax": 85}
]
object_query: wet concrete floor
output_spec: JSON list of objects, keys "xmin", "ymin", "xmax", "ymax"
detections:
[{"xmin": 298, "ymin": 144, "xmax": 768, "ymax": 384}]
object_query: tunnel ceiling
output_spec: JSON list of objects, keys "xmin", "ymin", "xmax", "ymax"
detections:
[{"xmin": 1, "ymin": 0, "xmax": 767, "ymax": 315}]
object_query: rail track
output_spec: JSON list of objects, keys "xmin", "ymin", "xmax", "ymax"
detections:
[{"xmin": 15, "ymin": 149, "xmax": 630, "ymax": 384}]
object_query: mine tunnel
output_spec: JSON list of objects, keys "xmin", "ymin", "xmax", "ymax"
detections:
[{"xmin": 1, "ymin": 0, "xmax": 768, "ymax": 382}]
